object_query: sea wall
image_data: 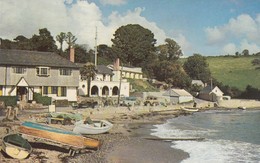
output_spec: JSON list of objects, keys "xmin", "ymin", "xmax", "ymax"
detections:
[{"xmin": 218, "ymin": 99, "xmax": 260, "ymax": 108}]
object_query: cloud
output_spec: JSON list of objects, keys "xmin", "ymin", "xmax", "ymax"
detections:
[
  {"xmin": 174, "ymin": 34, "xmax": 191, "ymax": 56},
  {"xmin": 100, "ymin": 0, "xmax": 127, "ymax": 6},
  {"xmin": 205, "ymin": 14, "xmax": 260, "ymax": 54},
  {"xmin": 0, "ymin": 0, "xmax": 168, "ymax": 49},
  {"xmin": 223, "ymin": 43, "xmax": 236, "ymax": 54}
]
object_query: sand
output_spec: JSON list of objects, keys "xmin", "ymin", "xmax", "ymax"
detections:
[{"xmin": 2, "ymin": 101, "xmax": 251, "ymax": 163}]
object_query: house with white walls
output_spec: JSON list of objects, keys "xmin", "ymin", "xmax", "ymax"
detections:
[
  {"xmin": 78, "ymin": 60, "xmax": 130, "ymax": 97},
  {"xmin": 0, "ymin": 49, "xmax": 80, "ymax": 102}
]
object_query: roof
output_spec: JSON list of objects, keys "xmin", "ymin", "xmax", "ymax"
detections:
[
  {"xmin": 96, "ymin": 65, "xmax": 114, "ymax": 75},
  {"xmin": 192, "ymin": 80, "xmax": 204, "ymax": 86},
  {"xmin": 0, "ymin": 49, "xmax": 79, "ymax": 68},
  {"xmin": 163, "ymin": 89, "xmax": 192, "ymax": 97},
  {"xmin": 199, "ymin": 85, "xmax": 224, "ymax": 95}
]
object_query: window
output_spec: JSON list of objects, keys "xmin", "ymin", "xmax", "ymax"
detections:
[
  {"xmin": 13, "ymin": 67, "xmax": 26, "ymax": 74},
  {"xmin": 61, "ymin": 87, "xmax": 67, "ymax": 97},
  {"xmin": 51, "ymin": 86, "xmax": 58, "ymax": 94},
  {"xmin": 36, "ymin": 67, "xmax": 50, "ymax": 76},
  {"xmin": 43, "ymin": 86, "xmax": 48, "ymax": 94},
  {"xmin": 60, "ymin": 68, "xmax": 72, "ymax": 76}
]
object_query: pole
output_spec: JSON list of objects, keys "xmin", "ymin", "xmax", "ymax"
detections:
[
  {"xmin": 94, "ymin": 26, "xmax": 97, "ymax": 66},
  {"xmin": 117, "ymin": 63, "xmax": 123, "ymax": 105}
]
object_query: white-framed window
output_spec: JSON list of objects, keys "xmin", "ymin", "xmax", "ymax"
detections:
[
  {"xmin": 36, "ymin": 67, "xmax": 50, "ymax": 76},
  {"xmin": 60, "ymin": 68, "xmax": 72, "ymax": 76},
  {"xmin": 13, "ymin": 67, "xmax": 26, "ymax": 74}
]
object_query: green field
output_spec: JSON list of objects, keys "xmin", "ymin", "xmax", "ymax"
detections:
[{"xmin": 206, "ymin": 56, "xmax": 260, "ymax": 91}]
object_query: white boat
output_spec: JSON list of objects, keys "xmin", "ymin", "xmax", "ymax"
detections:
[
  {"xmin": 1, "ymin": 134, "xmax": 32, "ymax": 159},
  {"xmin": 180, "ymin": 107, "xmax": 199, "ymax": 112},
  {"xmin": 73, "ymin": 119, "xmax": 113, "ymax": 135}
]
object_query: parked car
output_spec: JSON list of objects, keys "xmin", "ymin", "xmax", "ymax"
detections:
[
  {"xmin": 144, "ymin": 96, "xmax": 159, "ymax": 106},
  {"xmin": 120, "ymin": 96, "xmax": 137, "ymax": 106}
]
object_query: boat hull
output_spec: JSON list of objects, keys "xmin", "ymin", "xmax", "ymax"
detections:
[
  {"xmin": 19, "ymin": 121, "xmax": 100, "ymax": 149},
  {"xmin": 73, "ymin": 120, "xmax": 113, "ymax": 135},
  {"xmin": 2, "ymin": 134, "xmax": 32, "ymax": 159}
]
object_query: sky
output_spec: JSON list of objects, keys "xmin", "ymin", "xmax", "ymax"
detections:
[{"xmin": 1, "ymin": 0, "xmax": 260, "ymax": 56}]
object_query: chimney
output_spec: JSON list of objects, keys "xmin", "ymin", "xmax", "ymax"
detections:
[
  {"xmin": 70, "ymin": 46, "xmax": 75, "ymax": 63},
  {"xmin": 114, "ymin": 58, "xmax": 120, "ymax": 71}
]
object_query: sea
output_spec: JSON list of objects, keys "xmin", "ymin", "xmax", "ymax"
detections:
[{"xmin": 150, "ymin": 109, "xmax": 260, "ymax": 163}]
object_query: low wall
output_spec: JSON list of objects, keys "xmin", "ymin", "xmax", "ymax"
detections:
[{"xmin": 218, "ymin": 99, "xmax": 260, "ymax": 108}]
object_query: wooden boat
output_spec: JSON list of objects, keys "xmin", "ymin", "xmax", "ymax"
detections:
[
  {"xmin": 19, "ymin": 121, "xmax": 100, "ymax": 149},
  {"xmin": 1, "ymin": 134, "xmax": 32, "ymax": 159},
  {"xmin": 238, "ymin": 106, "xmax": 246, "ymax": 110},
  {"xmin": 73, "ymin": 119, "xmax": 113, "ymax": 135},
  {"xmin": 180, "ymin": 107, "xmax": 199, "ymax": 112}
]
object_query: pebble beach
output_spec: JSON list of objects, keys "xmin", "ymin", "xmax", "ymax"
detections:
[{"xmin": 0, "ymin": 100, "xmax": 259, "ymax": 163}]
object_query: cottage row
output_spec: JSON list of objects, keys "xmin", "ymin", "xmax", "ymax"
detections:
[{"xmin": 0, "ymin": 49, "xmax": 227, "ymax": 105}]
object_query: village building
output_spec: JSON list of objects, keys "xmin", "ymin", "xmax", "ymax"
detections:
[
  {"xmin": 163, "ymin": 88, "xmax": 194, "ymax": 104},
  {"xmin": 78, "ymin": 64, "xmax": 130, "ymax": 97},
  {"xmin": 0, "ymin": 49, "xmax": 80, "ymax": 102},
  {"xmin": 198, "ymin": 85, "xmax": 224, "ymax": 102}
]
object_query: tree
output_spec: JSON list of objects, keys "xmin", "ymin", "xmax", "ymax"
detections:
[
  {"xmin": 183, "ymin": 54, "xmax": 211, "ymax": 83},
  {"xmin": 31, "ymin": 28, "xmax": 57, "ymax": 52},
  {"xmin": 152, "ymin": 61, "xmax": 191, "ymax": 89},
  {"xmin": 157, "ymin": 38, "xmax": 183, "ymax": 61},
  {"xmin": 66, "ymin": 32, "xmax": 77, "ymax": 49},
  {"xmin": 80, "ymin": 62, "xmax": 96, "ymax": 96},
  {"xmin": 111, "ymin": 24, "xmax": 157, "ymax": 68},
  {"xmin": 242, "ymin": 49, "xmax": 249, "ymax": 56},
  {"xmin": 56, "ymin": 32, "xmax": 66, "ymax": 53}
]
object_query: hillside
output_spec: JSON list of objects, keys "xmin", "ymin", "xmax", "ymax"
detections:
[{"xmin": 206, "ymin": 56, "xmax": 260, "ymax": 91}]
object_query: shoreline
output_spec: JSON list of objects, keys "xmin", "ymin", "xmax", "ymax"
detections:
[{"xmin": 0, "ymin": 104, "xmax": 260, "ymax": 162}]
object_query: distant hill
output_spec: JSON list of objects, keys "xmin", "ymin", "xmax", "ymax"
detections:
[{"xmin": 206, "ymin": 56, "xmax": 260, "ymax": 91}]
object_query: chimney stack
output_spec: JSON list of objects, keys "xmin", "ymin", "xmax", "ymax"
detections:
[
  {"xmin": 114, "ymin": 58, "xmax": 120, "ymax": 71},
  {"xmin": 70, "ymin": 46, "xmax": 75, "ymax": 63}
]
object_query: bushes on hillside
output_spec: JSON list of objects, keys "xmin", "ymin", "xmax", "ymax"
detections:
[{"xmin": 0, "ymin": 96, "xmax": 17, "ymax": 106}]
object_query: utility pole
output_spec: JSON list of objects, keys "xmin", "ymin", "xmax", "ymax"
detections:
[
  {"xmin": 94, "ymin": 26, "xmax": 97, "ymax": 66},
  {"xmin": 117, "ymin": 63, "xmax": 123, "ymax": 105}
]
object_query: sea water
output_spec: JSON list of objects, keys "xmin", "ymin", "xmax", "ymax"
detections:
[{"xmin": 151, "ymin": 109, "xmax": 260, "ymax": 163}]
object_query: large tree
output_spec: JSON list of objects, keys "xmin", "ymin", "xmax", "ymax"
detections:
[
  {"xmin": 56, "ymin": 32, "xmax": 66, "ymax": 53},
  {"xmin": 152, "ymin": 61, "xmax": 191, "ymax": 89},
  {"xmin": 31, "ymin": 28, "xmax": 57, "ymax": 52},
  {"xmin": 157, "ymin": 38, "xmax": 183, "ymax": 61},
  {"xmin": 183, "ymin": 54, "xmax": 211, "ymax": 83},
  {"xmin": 66, "ymin": 32, "xmax": 77, "ymax": 49},
  {"xmin": 111, "ymin": 24, "xmax": 157, "ymax": 68}
]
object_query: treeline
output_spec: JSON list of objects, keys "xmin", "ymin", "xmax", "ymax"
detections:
[{"xmin": 1, "ymin": 25, "xmax": 259, "ymax": 99}]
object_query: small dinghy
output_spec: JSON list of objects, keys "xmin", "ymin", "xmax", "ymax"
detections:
[
  {"xmin": 73, "ymin": 118, "xmax": 113, "ymax": 135},
  {"xmin": 1, "ymin": 134, "xmax": 32, "ymax": 159}
]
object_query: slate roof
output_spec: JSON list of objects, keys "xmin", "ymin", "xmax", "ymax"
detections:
[
  {"xmin": 0, "ymin": 49, "xmax": 79, "ymax": 68},
  {"xmin": 200, "ymin": 85, "xmax": 214, "ymax": 94},
  {"xmin": 96, "ymin": 65, "xmax": 114, "ymax": 75},
  {"xmin": 163, "ymin": 89, "xmax": 192, "ymax": 97}
]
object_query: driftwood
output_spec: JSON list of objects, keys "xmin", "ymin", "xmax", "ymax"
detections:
[{"xmin": 144, "ymin": 137, "xmax": 205, "ymax": 141}]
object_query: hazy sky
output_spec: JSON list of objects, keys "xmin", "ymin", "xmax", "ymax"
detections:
[{"xmin": 1, "ymin": 0, "xmax": 260, "ymax": 56}]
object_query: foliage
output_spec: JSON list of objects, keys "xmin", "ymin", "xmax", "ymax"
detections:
[
  {"xmin": 157, "ymin": 38, "xmax": 183, "ymax": 61},
  {"xmin": 97, "ymin": 44, "xmax": 116, "ymax": 64},
  {"xmin": 240, "ymin": 85, "xmax": 260, "ymax": 100},
  {"xmin": 252, "ymin": 58, "xmax": 260, "ymax": 70},
  {"xmin": 66, "ymin": 32, "xmax": 77, "ymax": 49},
  {"xmin": 111, "ymin": 24, "xmax": 157, "ymax": 68},
  {"xmin": 31, "ymin": 28, "xmax": 57, "ymax": 52},
  {"xmin": 56, "ymin": 32, "xmax": 66, "ymax": 53},
  {"xmin": 0, "ymin": 96, "xmax": 17, "ymax": 106},
  {"xmin": 151, "ymin": 61, "xmax": 191, "ymax": 89},
  {"xmin": 33, "ymin": 93, "xmax": 52, "ymax": 106},
  {"xmin": 183, "ymin": 54, "xmax": 211, "ymax": 83},
  {"xmin": 80, "ymin": 62, "xmax": 96, "ymax": 96},
  {"xmin": 127, "ymin": 79, "xmax": 158, "ymax": 92}
]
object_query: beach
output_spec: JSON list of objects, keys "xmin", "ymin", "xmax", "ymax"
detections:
[{"xmin": 0, "ymin": 101, "xmax": 259, "ymax": 163}]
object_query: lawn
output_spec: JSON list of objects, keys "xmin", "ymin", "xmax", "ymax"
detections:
[{"xmin": 206, "ymin": 56, "xmax": 260, "ymax": 91}]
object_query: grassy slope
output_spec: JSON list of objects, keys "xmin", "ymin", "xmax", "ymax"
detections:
[{"xmin": 206, "ymin": 56, "xmax": 260, "ymax": 91}]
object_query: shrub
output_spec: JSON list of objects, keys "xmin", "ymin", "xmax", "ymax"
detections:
[
  {"xmin": 0, "ymin": 96, "xmax": 17, "ymax": 106},
  {"xmin": 33, "ymin": 93, "xmax": 52, "ymax": 106}
]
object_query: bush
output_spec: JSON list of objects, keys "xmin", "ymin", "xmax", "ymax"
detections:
[
  {"xmin": 33, "ymin": 93, "xmax": 52, "ymax": 106},
  {"xmin": 0, "ymin": 96, "xmax": 17, "ymax": 106}
]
